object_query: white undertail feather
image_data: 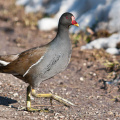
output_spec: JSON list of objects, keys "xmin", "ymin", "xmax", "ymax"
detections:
[
  {"xmin": 0, "ymin": 60, "xmax": 10, "ymax": 66},
  {"xmin": 23, "ymin": 56, "xmax": 44, "ymax": 77}
]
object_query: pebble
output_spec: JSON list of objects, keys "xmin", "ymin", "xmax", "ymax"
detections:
[
  {"xmin": 49, "ymin": 89, "xmax": 54, "ymax": 93},
  {"xmin": 80, "ymin": 77, "xmax": 84, "ymax": 81},
  {"xmin": 14, "ymin": 112, "xmax": 18, "ymax": 116},
  {"xmin": 114, "ymin": 112, "xmax": 119, "ymax": 117},
  {"xmin": 93, "ymin": 73, "xmax": 96, "ymax": 76},
  {"xmin": 83, "ymin": 63, "xmax": 86, "ymax": 66},
  {"xmin": 97, "ymin": 96, "xmax": 100, "ymax": 100},
  {"xmin": 8, "ymin": 105, "xmax": 12, "ymax": 108},
  {"xmin": 13, "ymin": 93, "xmax": 18, "ymax": 97},
  {"xmin": 9, "ymin": 92, "xmax": 13, "ymax": 94},
  {"xmin": 66, "ymin": 91, "xmax": 71, "ymax": 95},
  {"xmin": 19, "ymin": 96, "xmax": 22, "ymax": 99},
  {"xmin": 62, "ymin": 88, "xmax": 66, "ymax": 91},
  {"xmin": 106, "ymin": 118, "xmax": 110, "ymax": 120},
  {"xmin": 0, "ymin": 81, "xmax": 2, "ymax": 85},
  {"xmin": 22, "ymin": 111, "xmax": 28, "ymax": 115},
  {"xmin": 0, "ymin": 90, "xmax": 2, "ymax": 93},
  {"xmin": 95, "ymin": 111, "xmax": 99, "ymax": 114},
  {"xmin": 21, "ymin": 100, "xmax": 25, "ymax": 103},
  {"xmin": 108, "ymin": 111, "xmax": 113, "ymax": 115},
  {"xmin": 89, "ymin": 72, "xmax": 93, "ymax": 75},
  {"xmin": 64, "ymin": 75, "xmax": 68, "ymax": 79}
]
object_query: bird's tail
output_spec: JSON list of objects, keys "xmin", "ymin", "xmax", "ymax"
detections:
[{"xmin": 0, "ymin": 60, "xmax": 10, "ymax": 66}]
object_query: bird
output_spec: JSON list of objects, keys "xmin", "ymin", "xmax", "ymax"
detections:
[{"xmin": 0, "ymin": 12, "xmax": 79, "ymax": 112}]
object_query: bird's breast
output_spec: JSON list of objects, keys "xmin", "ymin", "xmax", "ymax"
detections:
[{"xmin": 34, "ymin": 40, "xmax": 71, "ymax": 78}]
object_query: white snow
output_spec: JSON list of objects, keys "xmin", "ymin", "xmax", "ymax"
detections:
[{"xmin": 81, "ymin": 34, "xmax": 120, "ymax": 55}]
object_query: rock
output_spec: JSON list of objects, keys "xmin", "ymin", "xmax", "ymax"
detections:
[
  {"xmin": 83, "ymin": 63, "xmax": 87, "ymax": 66},
  {"xmin": 93, "ymin": 73, "xmax": 96, "ymax": 76},
  {"xmin": 13, "ymin": 93, "xmax": 18, "ymax": 97},
  {"xmin": 107, "ymin": 111, "xmax": 113, "ymax": 115},
  {"xmin": 80, "ymin": 77, "xmax": 84, "ymax": 81},
  {"xmin": 0, "ymin": 81, "xmax": 2, "ymax": 85}
]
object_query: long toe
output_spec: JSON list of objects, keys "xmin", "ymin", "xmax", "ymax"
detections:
[{"xmin": 27, "ymin": 107, "xmax": 53, "ymax": 113}]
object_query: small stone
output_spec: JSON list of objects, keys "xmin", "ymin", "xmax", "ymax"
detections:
[
  {"xmin": 114, "ymin": 112, "xmax": 119, "ymax": 117},
  {"xmin": 89, "ymin": 72, "xmax": 93, "ymax": 75},
  {"xmin": 97, "ymin": 96, "xmax": 100, "ymax": 100},
  {"xmin": 55, "ymin": 113, "xmax": 59, "ymax": 116},
  {"xmin": 22, "ymin": 111, "xmax": 26, "ymax": 115},
  {"xmin": 66, "ymin": 91, "xmax": 71, "ymax": 95},
  {"xmin": 0, "ymin": 81, "xmax": 2, "ymax": 85},
  {"xmin": 0, "ymin": 90, "xmax": 2, "ymax": 93},
  {"xmin": 9, "ymin": 92, "xmax": 13, "ymax": 94},
  {"xmin": 59, "ymin": 116, "xmax": 65, "ymax": 119},
  {"xmin": 62, "ymin": 88, "xmax": 66, "ymax": 91},
  {"xmin": 8, "ymin": 105, "xmax": 12, "ymax": 108},
  {"xmin": 21, "ymin": 100, "xmax": 25, "ymax": 103},
  {"xmin": 19, "ymin": 96, "xmax": 22, "ymax": 99},
  {"xmin": 14, "ymin": 112, "xmax": 18, "ymax": 116},
  {"xmin": 49, "ymin": 89, "xmax": 54, "ymax": 93},
  {"xmin": 83, "ymin": 63, "xmax": 86, "ymax": 66},
  {"xmin": 13, "ymin": 93, "xmax": 18, "ymax": 97},
  {"xmin": 64, "ymin": 107, "xmax": 69, "ymax": 110},
  {"xmin": 95, "ymin": 111, "xmax": 99, "ymax": 114},
  {"xmin": 93, "ymin": 73, "xmax": 96, "ymax": 76},
  {"xmin": 80, "ymin": 77, "xmax": 84, "ymax": 81},
  {"xmin": 108, "ymin": 111, "xmax": 113, "ymax": 115},
  {"xmin": 64, "ymin": 75, "xmax": 68, "ymax": 79}
]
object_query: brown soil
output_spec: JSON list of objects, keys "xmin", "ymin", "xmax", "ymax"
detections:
[{"xmin": 0, "ymin": 1, "xmax": 120, "ymax": 120}]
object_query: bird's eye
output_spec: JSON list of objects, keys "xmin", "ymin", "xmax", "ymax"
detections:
[{"xmin": 66, "ymin": 16, "xmax": 69, "ymax": 19}]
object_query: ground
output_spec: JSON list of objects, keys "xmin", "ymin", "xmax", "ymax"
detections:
[{"xmin": 0, "ymin": 1, "xmax": 120, "ymax": 120}]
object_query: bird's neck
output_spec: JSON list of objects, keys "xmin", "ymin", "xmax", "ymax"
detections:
[{"xmin": 57, "ymin": 24, "xmax": 69, "ymax": 39}]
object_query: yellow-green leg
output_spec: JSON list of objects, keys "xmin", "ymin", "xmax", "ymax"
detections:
[
  {"xmin": 31, "ymin": 87, "xmax": 75, "ymax": 107},
  {"xmin": 26, "ymin": 85, "xmax": 75, "ymax": 112},
  {"xmin": 26, "ymin": 85, "xmax": 49, "ymax": 112}
]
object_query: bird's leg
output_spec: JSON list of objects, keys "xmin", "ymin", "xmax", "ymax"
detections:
[
  {"xmin": 26, "ymin": 85, "xmax": 49, "ymax": 112},
  {"xmin": 31, "ymin": 88, "xmax": 75, "ymax": 107}
]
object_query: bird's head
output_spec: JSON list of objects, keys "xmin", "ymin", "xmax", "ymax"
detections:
[{"xmin": 59, "ymin": 12, "xmax": 79, "ymax": 27}]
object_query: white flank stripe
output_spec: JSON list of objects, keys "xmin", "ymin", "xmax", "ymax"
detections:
[
  {"xmin": 23, "ymin": 56, "xmax": 44, "ymax": 77},
  {"xmin": 0, "ymin": 60, "xmax": 10, "ymax": 66}
]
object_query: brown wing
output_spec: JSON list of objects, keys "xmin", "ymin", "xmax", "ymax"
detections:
[{"xmin": 2, "ymin": 45, "xmax": 48, "ymax": 75}]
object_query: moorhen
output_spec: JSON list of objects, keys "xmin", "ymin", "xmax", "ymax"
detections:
[{"xmin": 0, "ymin": 12, "xmax": 79, "ymax": 112}]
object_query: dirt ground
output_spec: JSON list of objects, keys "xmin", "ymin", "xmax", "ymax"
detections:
[{"xmin": 0, "ymin": 1, "xmax": 120, "ymax": 120}]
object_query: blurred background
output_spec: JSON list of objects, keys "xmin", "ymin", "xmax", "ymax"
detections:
[
  {"xmin": 0, "ymin": 0, "xmax": 120, "ymax": 119},
  {"xmin": 15, "ymin": 0, "xmax": 120, "ymax": 55}
]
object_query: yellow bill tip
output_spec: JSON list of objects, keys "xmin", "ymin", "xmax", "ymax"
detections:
[{"xmin": 74, "ymin": 23, "xmax": 79, "ymax": 27}]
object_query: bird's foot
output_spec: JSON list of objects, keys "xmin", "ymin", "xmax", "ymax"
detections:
[
  {"xmin": 26, "ymin": 85, "xmax": 75, "ymax": 112},
  {"xmin": 26, "ymin": 107, "xmax": 52, "ymax": 112}
]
